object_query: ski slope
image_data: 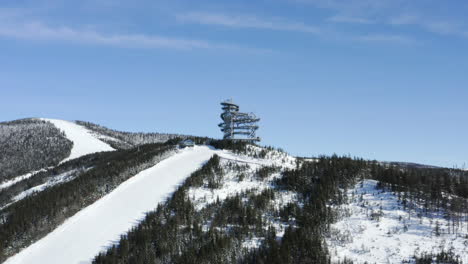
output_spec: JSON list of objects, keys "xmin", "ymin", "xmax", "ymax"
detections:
[
  {"xmin": 41, "ymin": 118, "xmax": 115, "ymax": 162},
  {"xmin": 5, "ymin": 146, "xmax": 216, "ymax": 264}
]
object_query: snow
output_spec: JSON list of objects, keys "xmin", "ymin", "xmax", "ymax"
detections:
[
  {"xmin": 0, "ymin": 169, "xmax": 85, "ymax": 210},
  {"xmin": 188, "ymin": 148, "xmax": 296, "ymax": 211},
  {"xmin": 0, "ymin": 168, "xmax": 47, "ymax": 191},
  {"xmin": 4, "ymin": 145, "xmax": 216, "ymax": 264},
  {"xmin": 242, "ymin": 237, "xmax": 264, "ymax": 249},
  {"xmin": 41, "ymin": 118, "xmax": 115, "ymax": 162},
  {"xmin": 187, "ymin": 148, "xmax": 298, "ymax": 247},
  {"xmin": 327, "ymin": 180, "xmax": 468, "ymax": 264}
]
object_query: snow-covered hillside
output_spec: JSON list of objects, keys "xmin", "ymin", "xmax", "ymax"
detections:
[
  {"xmin": 327, "ymin": 180, "xmax": 468, "ymax": 264},
  {"xmin": 41, "ymin": 118, "xmax": 115, "ymax": 162},
  {"xmin": 4, "ymin": 146, "xmax": 215, "ymax": 264},
  {"xmin": 188, "ymin": 147, "xmax": 298, "ymax": 242},
  {"xmin": 2, "ymin": 138, "xmax": 467, "ymax": 264},
  {"xmin": 4, "ymin": 145, "xmax": 298, "ymax": 264}
]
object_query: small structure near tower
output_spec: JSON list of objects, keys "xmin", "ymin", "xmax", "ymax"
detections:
[
  {"xmin": 179, "ymin": 139, "xmax": 195, "ymax": 148},
  {"xmin": 218, "ymin": 99, "xmax": 260, "ymax": 142}
]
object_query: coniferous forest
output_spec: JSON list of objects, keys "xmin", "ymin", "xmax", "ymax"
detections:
[{"xmin": 0, "ymin": 119, "xmax": 73, "ymax": 181}]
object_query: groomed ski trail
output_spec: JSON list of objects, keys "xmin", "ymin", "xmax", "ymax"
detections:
[{"xmin": 41, "ymin": 118, "xmax": 115, "ymax": 162}]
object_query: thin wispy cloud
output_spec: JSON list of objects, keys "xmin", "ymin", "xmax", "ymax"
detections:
[
  {"xmin": 176, "ymin": 12, "xmax": 321, "ymax": 34},
  {"xmin": 390, "ymin": 15, "xmax": 468, "ymax": 39},
  {"xmin": 294, "ymin": 0, "xmax": 468, "ymax": 40},
  {"xmin": 294, "ymin": 0, "xmax": 401, "ymax": 14},
  {"xmin": 0, "ymin": 21, "xmax": 270, "ymax": 52},
  {"xmin": 177, "ymin": 11, "xmax": 416, "ymax": 45},
  {"xmin": 354, "ymin": 34, "xmax": 415, "ymax": 44}
]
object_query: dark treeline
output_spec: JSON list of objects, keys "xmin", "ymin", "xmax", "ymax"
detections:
[
  {"xmin": 0, "ymin": 152, "xmax": 101, "ymax": 208},
  {"xmin": 246, "ymin": 155, "xmax": 367, "ymax": 264},
  {"xmin": 208, "ymin": 140, "xmax": 249, "ymax": 153},
  {"xmin": 408, "ymin": 249, "xmax": 463, "ymax": 264},
  {"xmin": 0, "ymin": 118, "xmax": 72, "ymax": 181},
  {"xmin": 371, "ymin": 162, "xmax": 468, "ymax": 238},
  {"xmin": 0, "ymin": 142, "xmax": 175, "ymax": 261},
  {"xmin": 371, "ymin": 162, "xmax": 468, "ymax": 199}
]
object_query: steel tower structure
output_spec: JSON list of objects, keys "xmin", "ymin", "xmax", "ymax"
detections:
[{"xmin": 218, "ymin": 99, "xmax": 260, "ymax": 142}]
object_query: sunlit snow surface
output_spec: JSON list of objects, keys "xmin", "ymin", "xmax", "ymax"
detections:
[
  {"xmin": 41, "ymin": 118, "xmax": 115, "ymax": 162},
  {"xmin": 4, "ymin": 146, "xmax": 216, "ymax": 264},
  {"xmin": 327, "ymin": 180, "xmax": 468, "ymax": 264},
  {"xmin": 188, "ymin": 149, "xmax": 297, "ymax": 211}
]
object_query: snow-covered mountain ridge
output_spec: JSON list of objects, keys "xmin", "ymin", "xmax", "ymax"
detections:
[{"xmin": 1, "ymin": 118, "xmax": 467, "ymax": 264}]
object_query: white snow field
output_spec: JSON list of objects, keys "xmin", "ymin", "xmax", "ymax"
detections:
[
  {"xmin": 5, "ymin": 145, "xmax": 216, "ymax": 264},
  {"xmin": 327, "ymin": 180, "xmax": 468, "ymax": 264},
  {"xmin": 41, "ymin": 118, "xmax": 115, "ymax": 162}
]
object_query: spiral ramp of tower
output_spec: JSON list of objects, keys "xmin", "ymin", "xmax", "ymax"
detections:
[{"xmin": 219, "ymin": 99, "xmax": 260, "ymax": 142}]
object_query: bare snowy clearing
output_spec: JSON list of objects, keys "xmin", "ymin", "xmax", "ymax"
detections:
[
  {"xmin": 327, "ymin": 179, "xmax": 468, "ymax": 264},
  {"xmin": 188, "ymin": 148, "xmax": 298, "ymax": 247}
]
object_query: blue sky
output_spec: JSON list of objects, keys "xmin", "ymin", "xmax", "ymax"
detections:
[{"xmin": 1, "ymin": 0, "xmax": 467, "ymax": 168}]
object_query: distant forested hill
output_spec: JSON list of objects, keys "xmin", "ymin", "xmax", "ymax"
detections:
[
  {"xmin": 76, "ymin": 121, "xmax": 186, "ymax": 150},
  {"xmin": 0, "ymin": 118, "xmax": 72, "ymax": 181}
]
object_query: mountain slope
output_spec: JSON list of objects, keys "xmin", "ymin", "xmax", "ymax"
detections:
[
  {"xmin": 4, "ymin": 146, "xmax": 215, "ymax": 264},
  {"xmin": 0, "ymin": 119, "xmax": 72, "ymax": 183},
  {"xmin": 41, "ymin": 118, "xmax": 115, "ymax": 162},
  {"xmin": 327, "ymin": 180, "xmax": 468, "ymax": 263},
  {"xmin": 1, "ymin": 119, "xmax": 467, "ymax": 264},
  {"xmin": 0, "ymin": 118, "xmax": 114, "ymax": 190},
  {"xmin": 92, "ymin": 147, "xmax": 468, "ymax": 264},
  {"xmin": 0, "ymin": 142, "xmax": 174, "ymax": 262}
]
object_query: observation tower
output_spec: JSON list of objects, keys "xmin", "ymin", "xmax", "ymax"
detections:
[{"xmin": 218, "ymin": 99, "xmax": 260, "ymax": 142}]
